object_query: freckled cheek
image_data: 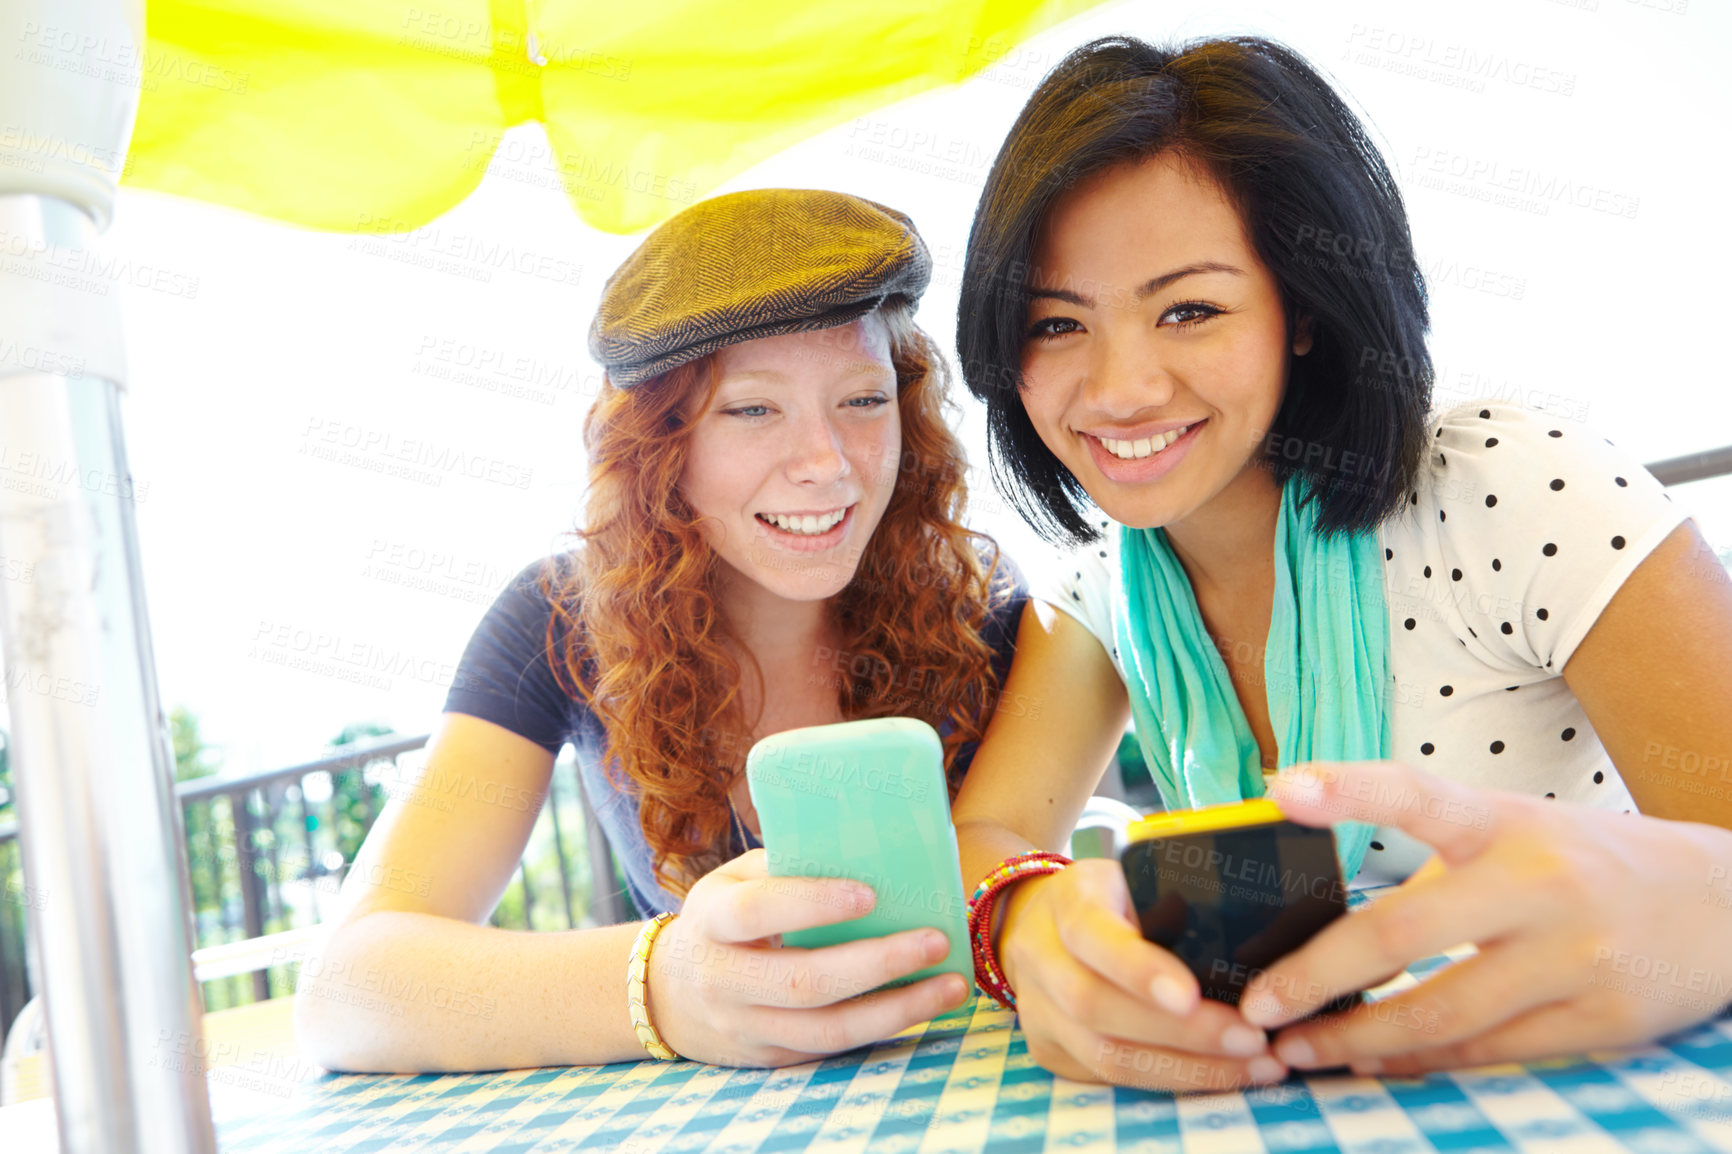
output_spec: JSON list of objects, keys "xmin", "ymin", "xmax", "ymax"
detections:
[
  {"xmin": 673, "ymin": 459, "xmax": 704, "ymax": 517},
  {"xmin": 680, "ymin": 444, "xmax": 756, "ymax": 524},
  {"xmin": 852, "ymin": 425, "xmax": 902, "ymax": 492}
]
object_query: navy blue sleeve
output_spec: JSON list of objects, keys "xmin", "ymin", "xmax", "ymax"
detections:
[
  {"xmin": 982, "ymin": 548, "xmax": 1030, "ymax": 686},
  {"xmin": 443, "ymin": 557, "xmax": 581, "ymax": 754},
  {"xmin": 949, "ymin": 547, "xmax": 1032, "ymax": 780}
]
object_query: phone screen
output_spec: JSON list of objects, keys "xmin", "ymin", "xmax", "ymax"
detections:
[{"xmin": 1121, "ymin": 811, "xmax": 1351, "ymax": 1010}]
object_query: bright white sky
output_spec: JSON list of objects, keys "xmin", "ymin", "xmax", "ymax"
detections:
[{"xmin": 36, "ymin": 0, "xmax": 1729, "ymax": 778}]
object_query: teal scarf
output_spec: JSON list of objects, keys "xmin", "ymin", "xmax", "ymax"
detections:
[{"xmin": 1112, "ymin": 479, "xmax": 1386, "ymax": 879}]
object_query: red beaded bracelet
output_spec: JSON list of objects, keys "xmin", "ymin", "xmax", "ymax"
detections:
[{"xmin": 967, "ymin": 851, "xmax": 1072, "ymax": 1011}]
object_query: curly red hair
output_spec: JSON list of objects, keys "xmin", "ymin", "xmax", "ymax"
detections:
[{"xmin": 542, "ymin": 303, "xmax": 1009, "ymax": 896}]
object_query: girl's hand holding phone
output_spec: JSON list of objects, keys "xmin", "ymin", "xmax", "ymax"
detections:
[
  {"xmin": 1251, "ymin": 761, "xmax": 1732, "ymax": 1076},
  {"xmin": 648, "ymin": 849, "xmax": 971, "ymax": 1068},
  {"xmin": 996, "ymin": 857, "xmax": 1291, "ymax": 1091}
]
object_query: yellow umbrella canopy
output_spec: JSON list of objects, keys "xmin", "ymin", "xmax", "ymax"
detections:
[{"xmin": 121, "ymin": 0, "xmax": 1105, "ymax": 235}]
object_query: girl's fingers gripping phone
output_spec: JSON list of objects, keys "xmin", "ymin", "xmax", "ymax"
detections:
[
  {"xmin": 1018, "ymin": 979, "xmax": 1288, "ymax": 1090},
  {"xmin": 697, "ymin": 849, "xmax": 878, "ymax": 943},
  {"xmin": 1049, "ymin": 859, "xmax": 1202, "ymax": 1014},
  {"xmin": 754, "ymin": 972, "xmax": 971, "ymax": 1057},
  {"xmin": 726, "ymin": 927, "xmax": 958, "ymax": 1010},
  {"xmin": 1010, "ymin": 863, "xmax": 1270, "ymax": 1058}
]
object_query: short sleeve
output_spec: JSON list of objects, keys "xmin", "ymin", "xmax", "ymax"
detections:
[
  {"xmin": 979, "ymin": 545, "xmax": 1032, "ymax": 661},
  {"xmin": 1039, "ymin": 520, "xmax": 1120, "ymax": 671},
  {"xmin": 442, "ymin": 556, "xmax": 584, "ymax": 753},
  {"xmin": 1423, "ymin": 401, "xmax": 1686, "ymax": 673},
  {"xmin": 938, "ymin": 544, "xmax": 1032, "ymax": 781}
]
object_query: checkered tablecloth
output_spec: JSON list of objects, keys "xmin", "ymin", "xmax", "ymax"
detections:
[
  {"xmin": 212, "ymin": 983, "xmax": 1732, "ymax": 1154},
  {"xmin": 199, "ymin": 892, "xmax": 1732, "ymax": 1153}
]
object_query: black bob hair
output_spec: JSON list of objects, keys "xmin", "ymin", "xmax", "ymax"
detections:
[{"xmin": 955, "ymin": 35, "xmax": 1434, "ymax": 545}]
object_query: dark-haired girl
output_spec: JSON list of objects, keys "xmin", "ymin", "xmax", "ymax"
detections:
[{"xmin": 950, "ymin": 36, "xmax": 1732, "ymax": 1091}]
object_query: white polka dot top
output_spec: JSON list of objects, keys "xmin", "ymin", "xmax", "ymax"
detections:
[{"xmin": 1041, "ymin": 400, "xmax": 1689, "ymax": 883}]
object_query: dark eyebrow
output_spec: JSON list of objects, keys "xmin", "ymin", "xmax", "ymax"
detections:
[{"xmin": 1024, "ymin": 261, "xmax": 1246, "ymax": 308}]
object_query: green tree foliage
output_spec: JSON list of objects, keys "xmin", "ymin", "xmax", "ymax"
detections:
[
  {"xmin": 326, "ymin": 721, "xmax": 395, "ymax": 865},
  {"xmin": 172, "ymin": 707, "xmax": 227, "ymax": 923},
  {"xmin": 0, "ymin": 726, "xmax": 19, "ymax": 965},
  {"xmin": 0, "ymin": 727, "xmax": 12, "ymax": 821},
  {"xmin": 171, "ymin": 705, "xmax": 220, "ymax": 782},
  {"xmin": 0, "ymin": 729, "xmax": 27, "ymax": 1047}
]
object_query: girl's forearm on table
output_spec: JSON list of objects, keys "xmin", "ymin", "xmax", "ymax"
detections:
[{"xmin": 293, "ymin": 910, "xmax": 645, "ymax": 1073}]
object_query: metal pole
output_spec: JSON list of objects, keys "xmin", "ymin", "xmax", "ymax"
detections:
[
  {"xmin": 231, "ymin": 790, "xmax": 269, "ymax": 1003},
  {"xmin": 1646, "ymin": 445, "xmax": 1732, "ymax": 488},
  {"xmin": 0, "ymin": 195, "xmax": 216, "ymax": 1150}
]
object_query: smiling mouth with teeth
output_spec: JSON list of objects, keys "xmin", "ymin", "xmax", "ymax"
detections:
[
  {"xmin": 1096, "ymin": 424, "xmax": 1194, "ymax": 460},
  {"xmin": 755, "ymin": 507, "xmax": 850, "ymax": 536}
]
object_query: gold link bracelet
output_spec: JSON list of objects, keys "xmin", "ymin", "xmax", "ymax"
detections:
[{"xmin": 627, "ymin": 912, "xmax": 679, "ymax": 1060}]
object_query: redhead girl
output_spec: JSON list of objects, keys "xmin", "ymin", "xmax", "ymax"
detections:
[
  {"xmin": 295, "ymin": 189, "xmax": 1025, "ymax": 1071},
  {"xmin": 949, "ymin": 36, "xmax": 1732, "ymax": 1090}
]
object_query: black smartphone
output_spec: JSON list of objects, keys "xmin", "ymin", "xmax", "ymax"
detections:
[{"xmin": 1120, "ymin": 798, "xmax": 1358, "ymax": 1013}]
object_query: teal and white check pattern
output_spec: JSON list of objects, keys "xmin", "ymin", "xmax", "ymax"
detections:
[
  {"xmin": 214, "ymin": 994, "xmax": 1732, "ymax": 1152},
  {"xmin": 216, "ymin": 889, "xmax": 1732, "ymax": 1152}
]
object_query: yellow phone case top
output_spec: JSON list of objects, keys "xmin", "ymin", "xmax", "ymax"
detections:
[{"xmin": 1124, "ymin": 797, "xmax": 1287, "ymax": 843}]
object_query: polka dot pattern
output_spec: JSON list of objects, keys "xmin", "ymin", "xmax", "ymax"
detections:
[{"xmin": 1367, "ymin": 400, "xmax": 1686, "ymax": 878}]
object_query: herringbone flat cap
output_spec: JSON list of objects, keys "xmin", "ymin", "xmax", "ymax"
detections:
[{"xmin": 590, "ymin": 189, "xmax": 932, "ymax": 387}]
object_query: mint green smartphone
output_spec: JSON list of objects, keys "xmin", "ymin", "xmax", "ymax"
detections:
[{"xmin": 745, "ymin": 717, "xmax": 971, "ymax": 990}]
